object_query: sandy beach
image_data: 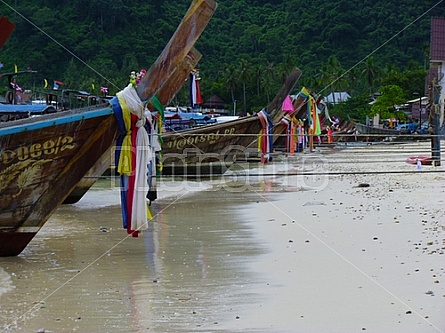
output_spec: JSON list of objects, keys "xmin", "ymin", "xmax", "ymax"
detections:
[
  {"xmin": 0, "ymin": 140, "xmax": 444, "ymax": 333},
  {"xmin": 219, "ymin": 141, "xmax": 445, "ymax": 332}
]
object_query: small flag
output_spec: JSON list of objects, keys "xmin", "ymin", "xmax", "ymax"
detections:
[
  {"xmin": 10, "ymin": 81, "xmax": 22, "ymax": 92},
  {"xmin": 44, "ymin": 79, "xmax": 48, "ymax": 88},
  {"xmin": 0, "ymin": 16, "xmax": 15, "ymax": 48},
  {"xmin": 14, "ymin": 64, "xmax": 17, "ymax": 73},
  {"xmin": 92, "ymin": 83, "xmax": 95, "ymax": 90},
  {"xmin": 53, "ymin": 80, "xmax": 64, "ymax": 90},
  {"xmin": 190, "ymin": 69, "xmax": 203, "ymax": 109}
]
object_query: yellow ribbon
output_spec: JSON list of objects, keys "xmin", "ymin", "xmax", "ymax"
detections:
[
  {"xmin": 257, "ymin": 129, "xmax": 262, "ymax": 152},
  {"xmin": 117, "ymin": 92, "xmax": 133, "ymax": 175},
  {"xmin": 146, "ymin": 203, "xmax": 153, "ymax": 220}
]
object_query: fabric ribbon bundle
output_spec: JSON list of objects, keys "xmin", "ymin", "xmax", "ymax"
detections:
[
  {"xmin": 280, "ymin": 95, "xmax": 296, "ymax": 155},
  {"xmin": 307, "ymin": 94, "xmax": 322, "ymax": 149},
  {"xmin": 297, "ymin": 120, "xmax": 306, "ymax": 152},
  {"xmin": 257, "ymin": 109, "xmax": 274, "ymax": 163},
  {"xmin": 280, "ymin": 114, "xmax": 296, "ymax": 155},
  {"xmin": 111, "ymin": 83, "xmax": 161, "ymax": 237}
]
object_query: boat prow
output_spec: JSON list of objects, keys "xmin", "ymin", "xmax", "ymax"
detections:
[{"xmin": 0, "ymin": 0, "xmax": 217, "ymax": 256}]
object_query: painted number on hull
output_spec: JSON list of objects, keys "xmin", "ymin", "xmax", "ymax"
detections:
[
  {"xmin": 1, "ymin": 136, "xmax": 75, "ymax": 165},
  {"xmin": 167, "ymin": 127, "xmax": 236, "ymax": 150}
]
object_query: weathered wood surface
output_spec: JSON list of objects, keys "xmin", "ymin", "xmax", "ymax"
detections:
[
  {"xmin": 355, "ymin": 123, "xmax": 401, "ymax": 135},
  {"xmin": 152, "ymin": 47, "xmax": 202, "ymax": 108},
  {"xmin": 0, "ymin": 109, "xmax": 117, "ymax": 255},
  {"xmin": 136, "ymin": 0, "xmax": 217, "ymax": 101},
  {"xmin": 0, "ymin": 0, "xmax": 217, "ymax": 256}
]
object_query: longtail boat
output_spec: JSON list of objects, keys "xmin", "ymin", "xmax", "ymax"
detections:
[
  {"xmin": 160, "ymin": 68, "xmax": 306, "ymax": 175},
  {"xmin": 355, "ymin": 122, "xmax": 401, "ymax": 136},
  {"xmin": 0, "ymin": 0, "xmax": 217, "ymax": 256},
  {"xmin": 354, "ymin": 122, "xmax": 401, "ymax": 142}
]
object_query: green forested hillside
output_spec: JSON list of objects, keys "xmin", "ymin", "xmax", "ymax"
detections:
[{"xmin": 1, "ymin": 0, "xmax": 444, "ymax": 115}]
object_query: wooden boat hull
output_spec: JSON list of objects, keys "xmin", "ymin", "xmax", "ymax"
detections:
[
  {"xmin": 62, "ymin": 147, "xmax": 114, "ymax": 204},
  {"xmin": 355, "ymin": 123, "xmax": 401, "ymax": 136},
  {"xmin": 160, "ymin": 68, "xmax": 303, "ymax": 172},
  {"xmin": 0, "ymin": 0, "xmax": 217, "ymax": 255},
  {"xmin": 0, "ymin": 107, "xmax": 118, "ymax": 256},
  {"xmin": 161, "ymin": 115, "xmax": 263, "ymax": 173}
]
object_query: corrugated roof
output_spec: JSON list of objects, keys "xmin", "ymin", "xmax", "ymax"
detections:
[{"xmin": 430, "ymin": 17, "xmax": 445, "ymax": 62}]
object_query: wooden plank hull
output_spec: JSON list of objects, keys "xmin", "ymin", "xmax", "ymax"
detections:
[
  {"xmin": 62, "ymin": 147, "xmax": 114, "ymax": 204},
  {"xmin": 355, "ymin": 123, "xmax": 401, "ymax": 136},
  {"xmin": 0, "ymin": 0, "xmax": 217, "ymax": 256},
  {"xmin": 160, "ymin": 68, "xmax": 303, "ymax": 172},
  {"xmin": 0, "ymin": 107, "xmax": 117, "ymax": 255}
]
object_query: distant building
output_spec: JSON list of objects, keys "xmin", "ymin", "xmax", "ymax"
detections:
[
  {"xmin": 202, "ymin": 95, "xmax": 225, "ymax": 109},
  {"xmin": 407, "ymin": 96, "xmax": 428, "ymax": 121},
  {"xmin": 201, "ymin": 95, "xmax": 229, "ymax": 114},
  {"xmin": 324, "ymin": 92, "xmax": 351, "ymax": 104}
]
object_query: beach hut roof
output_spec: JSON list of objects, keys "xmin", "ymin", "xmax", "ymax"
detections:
[{"xmin": 203, "ymin": 95, "xmax": 225, "ymax": 108}]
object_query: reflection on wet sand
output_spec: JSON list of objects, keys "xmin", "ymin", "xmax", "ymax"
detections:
[{"xmin": 0, "ymin": 178, "xmax": 265, "ymax": 332}]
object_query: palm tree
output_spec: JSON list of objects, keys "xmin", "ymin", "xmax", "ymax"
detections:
[
  {"xmin": 238, "ymin": 59, "xmax": 250, "ymax": 113},
  {"xmin": 361, "ymin": 56, "xmax": 378, "ymax": 95},
  {"xmin": 280, "ymin": 53, "xmax": 296, "ymax": 83},
  {"xmin": 253, "ymin": 64, "xmax": 264, "ymax": 96},
  {"xmin": 318, "ymin": 55, "xmax": 343, "ymax": 103},
  {"xmin": 223, "ymin": 64, "xmax": 238, "ymax": 107},
  {"xmin": 261, "ymin": 62, "xmax": 276, "ymax": 103}
]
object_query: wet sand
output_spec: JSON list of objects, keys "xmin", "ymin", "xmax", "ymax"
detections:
[{"xmin": 0, "ymin": 141, "xmax": 444, "ymax": 332}]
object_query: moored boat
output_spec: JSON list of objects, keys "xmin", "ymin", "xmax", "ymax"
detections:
[
  {"xmin": 355, "ymin": 122, "xmax": 401, "ymax": 136},
  {"xmin": 0, "ymin": 0, "xmax": 218, "ymax": 256},
  {"xmin": 159, "ymin": 68, "xmax": 305, "ymax": 175}
]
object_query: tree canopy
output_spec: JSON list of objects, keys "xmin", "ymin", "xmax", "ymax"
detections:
[{"xmin": 1, "ymin": 0, "xmax": 443, "ymax": 116}]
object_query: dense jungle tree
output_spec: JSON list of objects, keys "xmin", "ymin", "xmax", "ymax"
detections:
[{"xmin": 1, "ymin": 0, "xmax": 443, "ymax": 114}]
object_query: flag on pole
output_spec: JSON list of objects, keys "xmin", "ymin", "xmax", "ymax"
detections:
[
  {"xmin": 0, "ymin": 16, "xmax": 15, "ymax": 48},
  {"xmin": 10, "ymin": 81, "xmax": 22, "ymax": 92},
  {"xmin": 53, "ymin": 80, "xmax": 64, "ymax": 90},
  {"xmin": 190, "ymin": 69, "xmax": 203, "ymax": 109}
]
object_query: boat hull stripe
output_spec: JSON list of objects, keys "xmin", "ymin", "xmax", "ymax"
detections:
[{"xmin": 0, "ymin": 107, "xmax": 114, "ymax": 136}]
